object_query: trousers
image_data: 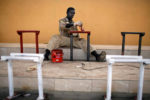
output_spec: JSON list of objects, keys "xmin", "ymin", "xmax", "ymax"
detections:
[{"xmin": 47, "ymin": 34, "xmax": 95, "ymax": 53}]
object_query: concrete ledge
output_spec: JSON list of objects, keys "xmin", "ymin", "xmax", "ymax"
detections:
[
  {"xmin": 0, "ymin": 47, "xmax": 150, "ymax": 59},
  {"xmin": 0, "ymin": 43, "xmax": 150, "ymax": 60},
  {"xmin": 0, "ymin": 76, "xmax": 150, "ymax": 93},
  {"xmin": 0, "ymin": 43, "xmax": 150, "ymax": 50},
  {"xmin": 0, "ymin": 61, "xmax": 150, "ymax": 93}
]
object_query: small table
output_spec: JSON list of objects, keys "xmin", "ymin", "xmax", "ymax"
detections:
[
  {"xmin": 17, "ymin": 30, "xmax": 40, "ymax": 53},
  {"xmin": 69, "ymin": 30, "xmax": 91, "ymax": 61},
  {"xmin": 121, "ymin": 32, "xmax": 145, "ymax": 55}
]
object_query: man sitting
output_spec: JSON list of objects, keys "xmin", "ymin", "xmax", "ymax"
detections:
[{"xmin": 44, "ymin": 7, "xmax": 106, "ymax": 62}]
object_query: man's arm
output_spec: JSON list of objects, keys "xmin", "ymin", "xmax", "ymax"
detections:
[
  {"xmin": 59, "ymin": 20, "xmax": 74, "ymax": 30},
  {"xmin": 66, "ymin": 23, "xmax": 74, "ymax": 28},
  {"xmin": 59, "ymin": 20, "xmax": 82, "ymax": 29}
]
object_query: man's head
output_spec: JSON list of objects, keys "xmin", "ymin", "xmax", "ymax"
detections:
[{"xmin": 66, "ymin": 7, "xmax": 75, "ymax": 20}]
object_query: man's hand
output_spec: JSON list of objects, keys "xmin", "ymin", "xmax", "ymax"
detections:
[{"xmin": 74, "ymin": 21, "xmax": 83, "ymax": 27}]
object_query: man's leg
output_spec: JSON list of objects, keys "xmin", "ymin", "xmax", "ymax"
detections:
[
  {"xmin": 44, "ymin": 49, "xmax": 50, "ymax": 60},
  {"xmin": 44, "ymin": 35, "xmax": 70, "ymax": 60},
  {"xmin": 74, "ymin": 38, "xmax": 106, "ymax": 62},
  {"xmin": 44, "ymin": 35, "xmax": 62, "ymax": 60}
]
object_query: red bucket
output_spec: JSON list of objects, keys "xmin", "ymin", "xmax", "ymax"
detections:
[{"xmin": 51, "ymin": 49, "xmax": 63, "ymax": 63}]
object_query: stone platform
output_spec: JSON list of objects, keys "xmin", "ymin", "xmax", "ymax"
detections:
[
  {"xmin": 0, "ymin": 43, "xmax": 150, "ymax": 60},
  {"xmin": 0, "ymin": 60, "xmax": 150, "ymax": 94},
  {"xmin": 0, "ymin": 43, "xmax": 150, "ymax": 96}
]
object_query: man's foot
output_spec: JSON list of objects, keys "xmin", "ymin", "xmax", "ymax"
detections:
[
  {"xmin": 44, "ymin": 49, "xmax": 51, "ymax": 61},
  {"xmin": 95, "ymin": 54, "xmax": 101, "ymax": 62},
  {"xmin": 91, "ymin": 50, "xmax": 106, "ymax": 62},
  {"xmin": 91, "ymin": 50, "xmax": 101, "ymax": 62},
  {"xmin": 99, "ymin": 51, "xmax": 106, "ymax": 62}
]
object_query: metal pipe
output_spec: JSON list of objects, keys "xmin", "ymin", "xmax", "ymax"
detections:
[
  {"xmin": 106, "ymin": 55, "xmax": 148, "ymax": 100},
  {"xmin": 10, "ymin": 53, "xmax": 44, "ymax": 58},
  {"xmin": 87, "ymin": 34, "xmax": 90, "ymax": 61},
  {"xmin": 106, "ymin": 63, "xmax": 113, "ymax": 100},
  {"xmin": 37, "ymin": 62, "xmax": 44, "ymax": 100},
  {"xmin": 69, "ymin": 30, "xmax": 91, "ymax": 61},
  {"xmin": 106, "ymin": 55, "xmax": 143, "ymax": 60},
  {"xmin": 70, "ymin": 34, "xmax": 73, "ymax": 61},
  {"xmin": 1, "ymin": 53, "xmax": 44, "ymax": 100},
  {"xmin": 138, "ymin": 35, "xmax": 142, "ymax": 56},
  {"xmin": 20, "ymin": 33, "xmax": 23, "ymax": 53},
  {"xmin": 8, "ymin": 60, "xmax": 14, "ymax": 98},
  {"xmin": 137, "ymin": 62, "xmax": 145, "ymax": 100},
  {"xmin": 17, "ymin": 30, "xmax": 40, "ymax": 53},
  {"xmin": 121, "ymin": 34, "xmax": 125, "ymax": 55},
  {"xmin": 121, "ymin": 32, "xmax": 145, "ymax": 56},
  {"xmin": 36, "ymin": 33, "xmax": 39, "ymax": 53}
]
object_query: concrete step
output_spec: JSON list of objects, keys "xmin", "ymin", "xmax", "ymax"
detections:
[
  {"xmin": 0, "ymin": 61, "xmax": 150, "ymax": 93},
  {"xmin": 0, "ymin": 43, "xmax": 150, "ymax": 94},
  {"xmin": 0, "ymin": 43, "xmax": 150, "ymax": 60}
]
